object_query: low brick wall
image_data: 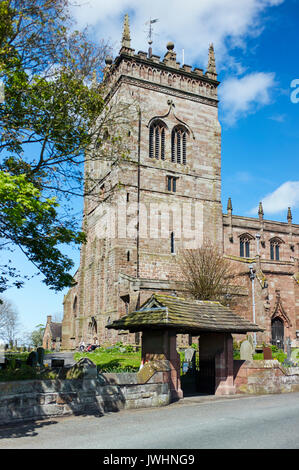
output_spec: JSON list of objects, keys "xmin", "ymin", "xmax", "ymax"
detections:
[
  {"xmin": 234, "ymin": 360, "xmax": 299, "ymax": 394},
  {"xmin": 0, "ymin": 372, "xmax": 170, "ymax": 426}
]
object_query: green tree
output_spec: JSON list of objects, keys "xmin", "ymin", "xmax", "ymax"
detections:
[
  {"xmin": 0, "ymin": 296, "xmax": 20, "ymax": 346},
  {"xmin": 0, "ymin": 1, "xmax": 129, "ymax": 291},
  {"xmin": 0, "ymin": 172, "xmax": 85, "ymax": 291},
  {"xmin": 30, "ymin": 324, "xmax": 45, "ymax": 349}
]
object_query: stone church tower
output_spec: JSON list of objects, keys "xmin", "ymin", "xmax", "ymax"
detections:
[
  {"xmin": 62, "ymin": 15, "xmax": 223, "ymax": 349},
  {"xmin": 61, "ymin": 15, "xmax": 299, "ymax": 350}
]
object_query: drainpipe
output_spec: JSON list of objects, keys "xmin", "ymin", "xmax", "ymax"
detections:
[
  {"xmin": 249, "ymin": 264, "xmax": 256, "ymax": 347},
  {"xmin": 136, "ymin": 107, "xmax": 141, "ymax": 279}
]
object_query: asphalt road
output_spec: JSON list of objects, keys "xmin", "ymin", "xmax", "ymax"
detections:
[{"xmin": 1, "ymin": 392, "xmax": 299, "ymax": 449}]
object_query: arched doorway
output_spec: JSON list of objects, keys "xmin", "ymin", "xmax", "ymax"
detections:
[{"xmin": 271, "ymin": 317, "xmax": 284, "ymax": 350}]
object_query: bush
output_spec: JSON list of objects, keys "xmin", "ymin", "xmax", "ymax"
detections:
[
  {"xmin": 233, "ymin": 341, "xmax": 240, "ymax": 360},
  {"xmin": 253, "ymin": 353, "xmax": 264, "ymax": 360},
  {"xmin": 274, "ymin": 350, "xmax": 287, "ymax": 363},
  {"xmin": 0, "ymin": 365, "xmax": 37, "ymax": 381},
  {"xmin": 233, "ymin": 350, "xmax": 240, "ymax": 360}
]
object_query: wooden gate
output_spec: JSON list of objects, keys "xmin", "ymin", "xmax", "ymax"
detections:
[
  {"xmin": 271, "ymin": 317, "xmax": 284, "ymax": 350},
  {"xmin": 198, "ymin": 356, "xmax": 215, "ymax": 394}
]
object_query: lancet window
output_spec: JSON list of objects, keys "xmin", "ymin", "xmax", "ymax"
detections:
[
  {"xmin": 171, "ymin": 125, "xmax": 188, "ymax": 164},
  {"xmin": 149, "ymin": 120, "xmax": 166, "ymax": 160}
]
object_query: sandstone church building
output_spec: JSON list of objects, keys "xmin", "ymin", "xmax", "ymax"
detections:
[{"xmin": 61, "ymin": 15, "xmax": 299, "ymax": 351}]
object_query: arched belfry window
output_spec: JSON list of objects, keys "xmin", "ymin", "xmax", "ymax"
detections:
[
  {"xmin": 149, "ymin": 120, "xmax": 166, "ymax": 160},
  {"xmin": 171, "ymin": 125, "xmax": 188, "ymax": 164}
]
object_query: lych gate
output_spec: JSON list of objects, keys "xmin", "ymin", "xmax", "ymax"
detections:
[{"xmin": 106, "ymin": 293, "xmax": 263, "ymax": 400}]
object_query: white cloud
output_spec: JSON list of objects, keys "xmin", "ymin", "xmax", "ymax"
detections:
[
  {"xmin": 234, "ymin": 171, "xmax": 253, "ymax": 183},
  {"xmin": 219, "ymin": 72, "xmax": 276, "ymax": 125},
  {"xmin": 70, "ymin": 1, "xmax": 282, "ymax": 125},
  {"xmin": 268, "ymin": 113, "xmax": 286, "ymax": 122},
  {"xmin": 250, "ymin": 181, "xmax": 299, "ymax": 214},
  {"xmin": 71, "ymin": 0, "xmax": 284, "ymax": 68}
]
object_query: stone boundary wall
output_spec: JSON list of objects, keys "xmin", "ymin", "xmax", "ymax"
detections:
[
  {"xmin": 234, "ymin": 360, "xmax": 299, "ymax": 394},
  {"xmin": 0, "ymin": 372, "xmax": 170, "ymax": 426}
]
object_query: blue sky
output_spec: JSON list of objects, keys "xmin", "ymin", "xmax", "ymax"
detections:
[{"xmin": 2, "ymin": 0, "xmax": 299, "ymax": 339}]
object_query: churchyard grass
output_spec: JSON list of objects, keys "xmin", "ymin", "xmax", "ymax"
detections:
[
  {"xmin": 74, "ymin": 346, "xmax": 141, "ymax": 372},
  {"xmin": 233, "ymin": 348, "xmax": 287, "ymax": 362}
]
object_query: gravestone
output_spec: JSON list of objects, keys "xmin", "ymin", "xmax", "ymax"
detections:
[
  {"xmin": 51, "ymin": 359, "xmax": 64, "ymax": 368},
  {"xmin": 185, "ymin": 347, "xmax": 196, "ymax": 371},
  {"xmin": 26, "ymin": 351, "xmax": 38, "ymax": 367},
  {"xmin": 247, "ymin": 335, "xmax": 254, "ymax": 352},
  {"xmin": 184, "ymin": 348, "xmax": 195, "ymax": 363},
  {"xmin": 37, "ymin": 347, "xmax": 45, "ymax": 366},
  {"xmin": 282, "ymin": 337, "xmax": 293, "ymax": 366},
  {"xmin": 240, "ymin": 340, "xmax": 253, "ymax": 360},
  {"xmin": 71, "ymin": 357, "xmax": 97, "ymax": 379},
  {"xmin": 263, "ymin": 346, "xmax": 272, "ymax": 360}
]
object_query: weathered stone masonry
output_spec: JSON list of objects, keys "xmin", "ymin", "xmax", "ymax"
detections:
[
  {"xmin": 61, "ymin": 14, "xmax": 299, "ymax": 351},
  {"xmin": 0, "ymin": 373, "xmax": 170, "ymax": 426}
]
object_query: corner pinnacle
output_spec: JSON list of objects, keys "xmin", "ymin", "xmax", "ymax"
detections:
[
  {"xmin": 121, "ymin": 13, "xmax": 131, "ymax": 49},
  {"xmin": 206, "ymin": 43, "xmax": 217, "ymax": 79},
  {"xmin": 258, "ymin": 202, "xmax": 264, "ymax": 218}
]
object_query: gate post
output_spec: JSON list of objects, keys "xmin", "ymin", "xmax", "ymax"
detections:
[
  {"xmin": 198, "ymin": 332, "xmax": 236, "ymax": 395},
  {"xmin": 141, "ymin": 329, "xmax": 183, "ymax": 401},
  {"xmin": 215, "ymin": 333, "xmax": 235, "ymax": 395}
]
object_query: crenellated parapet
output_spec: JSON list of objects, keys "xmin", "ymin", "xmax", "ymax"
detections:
[{"xmin": 103, "ymin": 15, "xmax": 219, "ymax": 106}]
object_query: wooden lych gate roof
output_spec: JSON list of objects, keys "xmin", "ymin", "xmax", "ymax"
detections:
[{"xmin": 106, "ymin": 293, "xmax": 263, "ymax": 334}]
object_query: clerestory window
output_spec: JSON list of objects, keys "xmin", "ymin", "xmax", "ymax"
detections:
[
  {"xmin": 270, "ymin": 238, "xmax": 282, "ymax": 261},
  {"xmin": 240, "ymin": 234, "xmax": 252, "ymax": 258}
]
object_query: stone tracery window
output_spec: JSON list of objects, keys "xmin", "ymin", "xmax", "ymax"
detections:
[
  {"xmin": 239, "ymin": 233, "xmax": 253, "ymax": 258},
  {"xmin": 171, "ymin": 125, "xmax": 188, "ymax": 164},
  {"xmin": 149, "ymin": 120, "xmax": 166, "ymax": 160},
  {"xmin": 270, "ymin": 237, "xmax": 282, "ymax": 261}
]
